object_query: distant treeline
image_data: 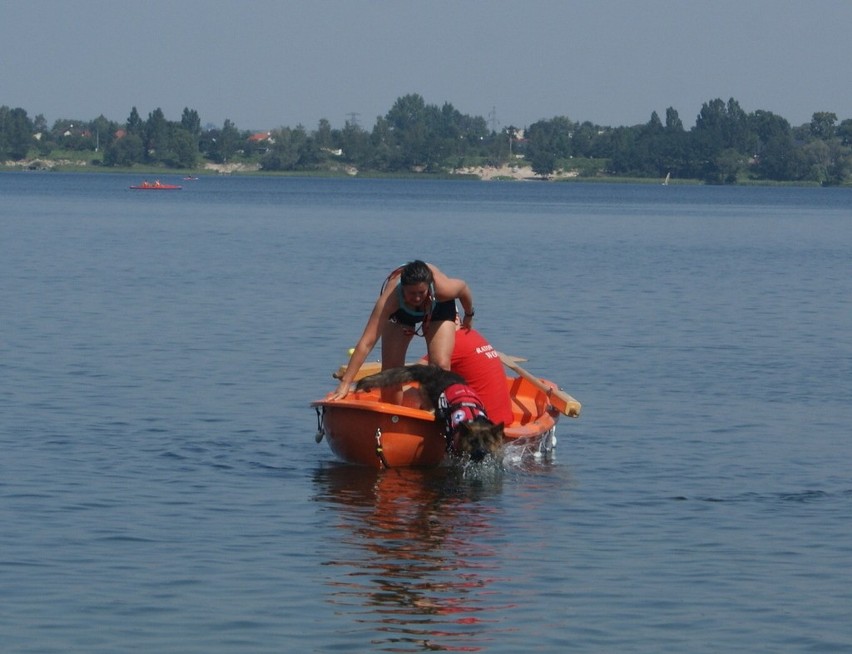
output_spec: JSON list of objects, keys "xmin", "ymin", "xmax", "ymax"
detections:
[{"xmin": 2, "ymin": 94, "xmax": 850, "ymax": 184}]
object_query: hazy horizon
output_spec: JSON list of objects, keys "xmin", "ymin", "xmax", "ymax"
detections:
[{"xmin": 4, "ymin": 0, "xmax": 851, "ymax": 131}]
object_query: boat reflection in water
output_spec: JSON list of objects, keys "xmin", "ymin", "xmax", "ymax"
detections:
[{"xmin": 312, "ymin": 464, "xmax": 512, "ymax": 652}]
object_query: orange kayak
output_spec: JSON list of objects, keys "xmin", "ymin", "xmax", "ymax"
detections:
[{"xmin": 311, "ymin": 363, "xmax": 581, "ymax": 468}]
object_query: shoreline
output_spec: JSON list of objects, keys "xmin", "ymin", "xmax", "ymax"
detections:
[
  {"xmin": 1, "ymin": 158, "xmax": 587, "ymax": 182},
  {"xmin": 2, "ymin": 158, "xmax": 831, "ymax": 187},
  {"xmin": 3, "ymin": 158, "xmax": 552, "ymax": 180}
]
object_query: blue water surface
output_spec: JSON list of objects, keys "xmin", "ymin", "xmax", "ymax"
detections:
[{"xmin": 1, "ymin": 171, "xmax": 851, "ymax": 652}]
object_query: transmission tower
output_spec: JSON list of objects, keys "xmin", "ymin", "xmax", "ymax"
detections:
[{"xmin": 488, "ymin": 106, "xmax": 500, "ymax": 132}]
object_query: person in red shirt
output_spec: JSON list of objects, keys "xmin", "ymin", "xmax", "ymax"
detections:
[
  {"xmin": 449, "ymin": 327, "xmax": 515, "ymax": 427},
  {"xmin": 420, "ymin": 322, "xmax": 514, "ymax": 426}
]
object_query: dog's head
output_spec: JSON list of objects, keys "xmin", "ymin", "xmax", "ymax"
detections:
[{"xmin": 451, "ymin": 418, "xmax": 504, "ymax": 462}]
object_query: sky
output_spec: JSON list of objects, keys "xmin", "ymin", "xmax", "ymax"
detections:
[{"xmin": 3, "ymin": 0, "xmax": 851, "ymax": 132}]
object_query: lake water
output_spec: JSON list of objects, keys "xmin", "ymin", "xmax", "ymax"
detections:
[{"xmin": 1, "ymin": 172, "xmax": 851, "ymax": 653}]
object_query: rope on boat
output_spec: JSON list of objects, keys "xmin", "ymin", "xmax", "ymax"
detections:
[
  {"xmin": 374, "ymin": 427, "xmax": 390, "ymax": 469},
  {"xmin": 314, "ymin": 406, "xmax": 325, "ymax": 443}
]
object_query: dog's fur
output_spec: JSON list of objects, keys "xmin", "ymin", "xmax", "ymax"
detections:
[{"xmin": 355, "ymin": 364, "xmax": 504, "ymax": 462}]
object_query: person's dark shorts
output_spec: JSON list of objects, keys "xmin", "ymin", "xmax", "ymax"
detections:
[{"xmin": 389, "ymin": 299, "xmax": 457, "ymax": 327}]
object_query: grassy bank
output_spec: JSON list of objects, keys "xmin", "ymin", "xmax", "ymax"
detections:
[{"xmin": 2, "ymin": 154, "xmax": 843, "ymax": 187}]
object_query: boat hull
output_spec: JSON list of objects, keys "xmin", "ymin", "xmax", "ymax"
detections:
[
  {"xmin": 129, "ymin": 183, "xmax": 182, "ymax": 190},
  {"xmin": 312, "ymin": 375, "xmax": 569, "ymax": 468}
]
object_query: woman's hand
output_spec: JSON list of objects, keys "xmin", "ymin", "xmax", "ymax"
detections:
[
  {"xmin": 328, "ymin": 380, "xmax": 351, "ymax": 401},
  {"xmin": 461, "ymin": 309, "xmax": 474, "ymax": 330}
]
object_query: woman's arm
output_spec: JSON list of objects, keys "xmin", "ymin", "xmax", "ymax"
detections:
[
  {"xmin": 329, "ymin": 283, "xmax": 399, "ymax": 399},
  {"xmin": 429, "ymin": 263, "xmax": 474, "ymax": 325}
]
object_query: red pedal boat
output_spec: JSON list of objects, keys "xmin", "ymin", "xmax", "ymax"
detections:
[{"xmin": 129, "ymin": 180, "xmax": 182, "ymax": 190}]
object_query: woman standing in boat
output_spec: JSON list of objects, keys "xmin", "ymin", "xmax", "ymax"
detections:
[{"xmin": 330, "ymin": 260, "xmax": 475, "ymax": 402}]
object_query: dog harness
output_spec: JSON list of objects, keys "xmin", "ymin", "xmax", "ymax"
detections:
[{"xmin": 436, "ymin": 383, "xmax": 489, "ymax": 449}]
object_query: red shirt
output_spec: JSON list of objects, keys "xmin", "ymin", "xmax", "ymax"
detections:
[{"xmin": 449, "ymin": 329, "xmax": 514, "ymax": 426}]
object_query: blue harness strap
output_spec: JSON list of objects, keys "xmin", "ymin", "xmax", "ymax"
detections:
[{"xmin": 395, "ymin": 281, "xmax": 436, "ymax": 318}]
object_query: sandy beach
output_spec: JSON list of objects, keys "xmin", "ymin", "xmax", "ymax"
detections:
[{"xmin": 452, "ymin": 163, "xmax": 579, "ymax": 181}]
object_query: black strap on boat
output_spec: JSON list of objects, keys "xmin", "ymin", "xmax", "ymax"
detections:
[
  {"xmin": 314, "ymin": 406, "xmax": 325, "ymax": 443},
  {"xmin": 374, "ymin": 428, "xmax": 391, "ymax": 469}
]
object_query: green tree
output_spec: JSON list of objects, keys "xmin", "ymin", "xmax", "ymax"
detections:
[
  {"xmin": 0, "ymin": 106, "xmax": 10, "ymax": 157},
  {"xmin": 715, "ymin": 148, "xmax": 746, "ymax": 184},
  {"xmin": 659, "ymin": 107, "xmax": 688, "ymax": 178},
  {"xmin": 484, "ymin": 125, "xmax": 512, "ymax": 165},
  {"xmin": 454, "ymin": 110, "xmax": 489, "ymax": 150},
  {"xmin": 211, "ymin": 119, "xmax": 241, "ymax": 163},
  {"xmin": 126, "ymin": 107, "xmax": 144, "ymax": 137},
  {"xmin": 33, "ymin": 113, "xmax": 49, "ymax": 134},
  {"xmin": 2, "ymin": 107, "xmax": 34, "ymax": 159},
  {"xmin": 750, "ymin": 110, "xmax": 790, "ymax": 144},
  {"xmin": 90, "ymin": 114, "xmax": 116, "ymax": 152},
  {"xmin": 828, "ymin": 142, "xmax": 852, "ymax": 185},
  {"xmin": 809, "ymin": 112, "xmax": 837, "ymax": 140},
  {"xmin": 32, "ymin": 113, "xmax": 53, "ymax": 155},
  {"xmin": 315, "ymin": 118, "xmax": 333, "ymax": 149},
  {"xmin": 261, "ymin": 126, "xmax": 306, "ymax": 170},
  {"xmin": 102, "ymin": 108, "xmax": 146, "ymax": 166},
  {"xmin": 526, "ymin": 116, "xmax": 575, "ymax": 176},
  {"xmin": 665, "ymin": 107, "xmax": 683, "ymax": 131},
  {"xmin": 296, "ymin": 132, "xmax": 323, "ymax": 168},
  {"xmin": 369, "ymin": 116, "xmax": 398, "ymax": 171},
  {"xmin": 180, "ymin": 107, "xmax": 201, "ymax": 138},
  {"xmin": 571, "ymin": 121, "xmax": 602, "ymax": 158},
  {"xmin": 750, "ymin": 110, "xmax": 794, "ymax": 180},
  {"xmin": 145, "ymin": 108, "xmax": 170, "ymax": 162},
  {"xmin": 755, "ymin": 132, "xmax": 799, "ymax": 180},
  {"xmin": 692, "ymin": 98, "xmax": 754, "ymax": 159},
  {"xmin": 385, "ymin": 94, "xmax": 430, "ymax": 169},
  {"xmin": 689, "ymin": 98, "xmax": 755, "ymax": 182},
  {"xmin": 801, "ymin": 135, "xmax": 851, "ymax": 185},
  {"xmin": 50, "ymin": 118, "xmax": 90, "ymax": 150},
  {"xmin": 528, "ymin": 116, "xmax": 574, "ymax": 160},
  {"xmin": 801, "ymin": 140, "xmax": 832, "ymax": 183},
  {"xmin": 338, "ymin": 120, "xmax": 371, "ymax": 167},
  {"xmin": 724, "ymin": 98, "xmax": 754, "ymax": 153},
  {"xmin": 103, "ymin": 133, "xmax": 144, "ymax": 166},
  {"xmin": 386, "ymin": 93, "xmax": 427, "ymax": 132},
  {"xmin": 529, "ymin": 149, "xmax": 556, "ymax": 178},
  {"xmin": 381, "ymin": 94, "xmax": 484, "ymax": 170},
  {"xmin": 166, "ymin": 127, "xmax": 198, "ymax": 168},
  {"xmin": 837, "ymin": 119, "xmax": 852, "ymax": 146},
  {"xmin": 606, "ymin": 126, "xmax": 641, "ymax": 176},
  {"xmin": 631, "ymin": 111, "xmax": 667, "ymax": 177}
]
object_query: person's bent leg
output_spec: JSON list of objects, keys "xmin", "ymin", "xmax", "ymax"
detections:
[
  {"xmin": 380, "ymin": 321, "xmax": 413, "ymax": 403},
  {"xmin": 425, "ymin": 320, "xmax": 456, "ymax": 371}
]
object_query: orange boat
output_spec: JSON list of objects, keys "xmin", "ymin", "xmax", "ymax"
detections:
[
  {"xmin": 129, "ymin": 180, "xmax": 182, "ymax": 190},
  {"xmin": 311, "ymin": 355, "xmax": 581, "ymax": 468}
]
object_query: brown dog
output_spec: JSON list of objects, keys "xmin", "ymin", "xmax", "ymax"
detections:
[{"xmin": 355, "ymin": 364, "xmax": 504, "ymax": 462}]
